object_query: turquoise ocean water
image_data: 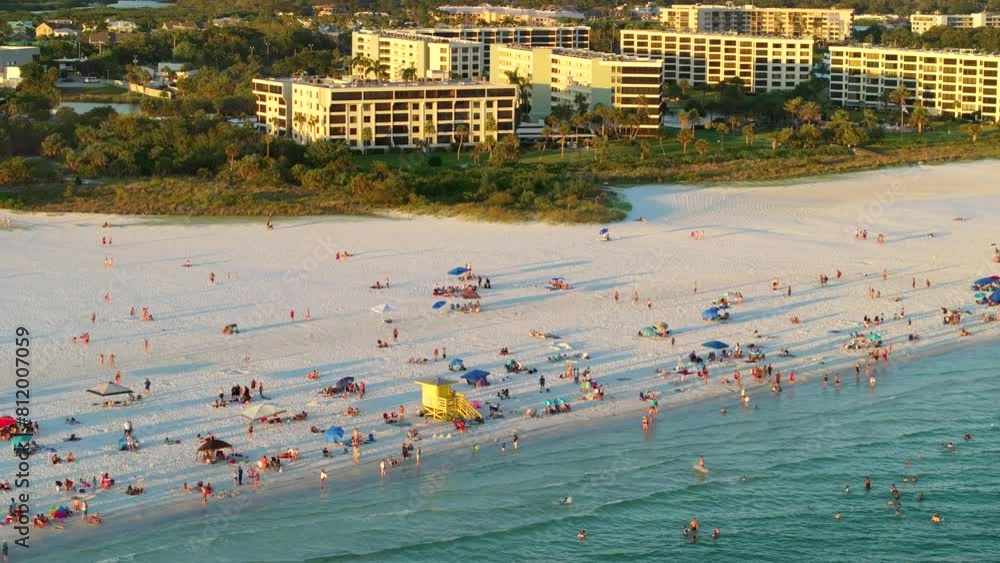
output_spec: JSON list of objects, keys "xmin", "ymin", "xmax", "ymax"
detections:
[{"xmin": 37, "ymin": 344, "xmax": 1000, "ymax": 562}]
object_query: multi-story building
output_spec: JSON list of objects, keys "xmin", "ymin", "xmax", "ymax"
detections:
[
  {"xmin": 411, "ymin": 25, "xmax": 590, "ymax": 72},
  {"xmin": 829, "ymin": 46, "xmax": 1000, "ymax": 123},
  {"xmin": 910, "ymin": 12, "xmax": 1000, "ymax": 35},
  {"xmin": 352, "ymin": 30, "xmax": 485, "ymax": 81},
  {"xmin": 34, "ymin": 22, "xmax": 79, "ymax": 38},
  {"xmin": 658, "ymin": 4, "xmax": 854, "ymax": 43},
  {"xmin": 620, "ymin": 30, "xmax": 813, "ymax": 93},
  {"xmin": 252, "ymin": 77, "xmax": 518, "ymax": 149},
  {"xmin": 437, "ymin": 5, "xmax": 586, "ymax": 26},
  {"xmin": 107, "ymin": 20, "xmax": 139, "ymax": 33},
  {"xmin": 1, "ymin": 45, "xmax": 40, "ymax": 87},
  {"xmin": 489, "ymin": 45, "xmax": 663, "ymax": 135}
]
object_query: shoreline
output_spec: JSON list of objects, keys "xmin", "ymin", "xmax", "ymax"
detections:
[{"xmin": 20, "ymin": 327, "xmax": 997, "ymax": 560}]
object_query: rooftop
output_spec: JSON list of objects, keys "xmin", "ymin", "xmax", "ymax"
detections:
[
  {"xmin": 438, "ymin": 4, "xmax": 586, "ymax": 20},
  {"xmin": 623, "ymin": 28, "xmax": 816, "ymax": 41},
  {"xmin": 832, "ymin": 44, "xmax": 1000, "ymax": 57},
  {"xmin": 413, "ymin": 24, "xmax": 590, "ymax": 31},
  {"xmin": 355, "ymin": 29, "xmax": 483, "ymax": 45},
  {"xmin": 499, "ymin": 44, "xmax": 661, "ymax": 63},
  {"xmin": 259, "ymin": 76, "xmax": 516, "ymax": 89}
]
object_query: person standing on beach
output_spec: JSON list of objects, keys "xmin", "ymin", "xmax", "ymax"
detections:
[
  {"xmin": 145, "ymin": 378, "xmax": 151, "ymax": 393},
  {"xmin": 143, "ymin": 339, "xmax": 149, "ymax": 354},
  {"xmin": 238, "ymin": 466, "xmax": 243, "ymax": 486},
  {"xmin": 416, "ymin": 446, "xmax": 421, "ymax": 465},
  {"xmin": 110, "ymin": 354, "xmax": 115, "ymax": 368},
  {"xmin": 539, "ymin": 375, "xmax": 546, "ymax": 393},
  {"xmin": 247, "ymin": 423, "xmax": 254, "ymax": 441},
  {"xmin": 91, "ymin": 312, "xmax": 96, "ymax": 324},
  {"xmin": 614, "ymin": 290, "xmax": 619, "ymax": 303},
  {"xmin": 259, "ymin": 382, "xmax": 264, "ymax": 398},
  {"xmin": 433, "ymin": 348, "xmax": 439, "ymax": 361},
  {"xmin": 442, "ymin": 347, "xmax": 447, "ymax": 359},
  {"xmin": 393, "ymin": 328, "xmax": 398, "ymax": 342},
  {"xmin": 320, "ymin": 468, "xmax": 328, "ymax": 489},
  {"xmin": 232, "ymin": 468, "xmax": 239, "ymax": 488},
  {"xmin": 290, "ymin": 309, "xmax": 295, "ymax": 322},
  {"xmin": 3, "ymin": 539, "xmax": 7, "ymax": 561},
  {"xmin": 209, "ymin": 272, "xmax": 215, "ymax": 285},
  {"xmin": 513, "ymin": 434, "xmax": 519, "ymax": 451},
  {"xmin": 380, "ymin": 460, "xmax": 386, "ymax": 478},
  {"xmin": 647, "ymin": 298, "xmax": 653, "ymax": 309},
  {"xmin": 80, "ymin": 500, "xmax": 87, "ymax": 521},
  {"xmin": 787, "ymin": 286, "xmax": 792, "ymax": 297}
]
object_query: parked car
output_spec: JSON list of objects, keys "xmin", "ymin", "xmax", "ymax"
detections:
[{"xmin": 83, "ymin": 76, "xmax": 99, "ymax": 83}]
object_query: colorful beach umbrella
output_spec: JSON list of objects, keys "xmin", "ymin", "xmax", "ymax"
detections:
[{"xmin": 0, "ymin": 416, "xmax": 16, "ymax": 430}]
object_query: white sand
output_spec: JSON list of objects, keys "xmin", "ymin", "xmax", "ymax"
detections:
[{"xmin": 1, "ymin": 161, "xmax": 999, "ymax": 539}]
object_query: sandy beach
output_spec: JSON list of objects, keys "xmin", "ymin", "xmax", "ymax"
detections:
[{"xmin": 1, "ymin": 160, "xmax": 999, "ymax": 556}]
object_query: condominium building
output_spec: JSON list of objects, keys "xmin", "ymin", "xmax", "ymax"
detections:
[
  {"xmin": 412, "ymin": 25, "xmax": 590, "ymax": 72},
  {"xmin": 910, "ymin": 12, "xmax": 1000, "ymax": 35},
  {"xmin": 1, "ymin": 45, "xmax": 40, "ymax": 87},
  {"xmin": 252, "ymin": 77, "xmax": 518, "ymax": 149},
  {"xmin": 620, "ymin": 30, "xmax": 813, "ymax": 93},
  {"xmin": 829, "ymin": 46, "xmax": 1000, "ymax": 123},
  {"xmin": 252, "ymin": 78, "xmax": 293, "ymax": 133},
  {"xmin": 437, "ymin": 5, "xmax": 586, "ymax": 25},
  {"xmin": 658, "ymin": 4, "xmax": 854, "ymax": 43},
  {"xmin": 352, "ymin": 30, "xmax": 484, "ymax": 80},
  {"xmin": 489, "ymin": 45, "xmax": 663, "ymax": 135}
]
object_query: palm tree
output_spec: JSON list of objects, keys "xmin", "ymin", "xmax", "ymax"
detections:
[
  {"xmin": 307, "ymin": 115, "xmax": 319, "ymax": 142},
  {"xmin": 639, "ymin": 142, "xmax": 652, "ymax": 161},
  {"xmin": 360, "ymin": 126, "xmax": 373, "ymax": 156},
  {"xmin": 888, "ymin": 84, "xmax": 910, "ymax": 130},
  {"xmin": 727, "ymin": 115, "xmax": 740, "ymax": 135},
  {"xmin": 678, "ymin": 79, "xmax": 690, "ymax": 97},
  {"xmin": 350, "ymin": 55, "xmax": 370, "ymax": 79},
  {"xmin": 783, "ymin": 97, "xmax": 804, "ymax": 127},
  {"xmin": 678, "ymin": 111, "xmax": 690, "ymax": 131},
  {"xmin": 694, "ymin": 138, "xmax": 710, "ymax": 156},
  {"xmin": 225, "ymin": 143, "xmax": 240, "ymax": 171},
  {"xmin": 454, "ymin": 124, "xmax": 469, "ymax": 160},
  {"xmin": 423, "ymin": 120, "xmax": 437, "ymax": 149},
  {"xmin": 265, "ymin": 116, "xmax": 282, "ymax": 158},
  {"xmin": 504, "ymin": 69, "xmax": 531, "ymax": 126},
  {"xmin": 401, "ymin": 65, "xmax": 418, "ymax": 82},
  {"xmin": 485, "ymin": 113, "xmax": 498, "ymax": 148},
  {"xmin": 686, "ymin": 109, "xmax": 700, "ymax": 131},
  {"xmin": 968, "ymin": 122, "xmax": 983, "ymax": 143},
  {"xmin": 292, "ymin": 112, "xmax": 306, "ymax": 141},
  {"xmin": 743, "ymin": 124, "xmax": 756, "ymax": 146},
  {"xmin": 677, "ymin": 128, "xmax": 695, "ymax": 155},
  {"xmin": 907, "ymin": 101, "xmax": 929, "ymax": 134},
  {"xmin": 558, "ymin": 119, "xmax": 571, "ymax": 159},
  {"xmin": 861, "ymin": 109, "xmax": 880, "ymax": 131},
  {"xmin": 714, "ymin": 122, "xmax": 729, "ymax": 151},
  {"xmin": 798, "ymin": 101, "xmax": 822, "ymax": 125}
]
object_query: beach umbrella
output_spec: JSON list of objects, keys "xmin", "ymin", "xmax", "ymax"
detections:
[
  {"xmin": 702, "ymin": 340, "xmax": 729, "ymax": 350},
  {"xmin": 461, "ymin": 369, "xmax": 490, "ymax": 384},
  {"xmin": 975, "ymin": 292, "xmax": 987, "ymax": 299},
  {"xmin": 989, "ymin": 289, "xmax": 1000, "ymax": 304},
  {"xmin": 324, "ymin": 426, "xmax": 345, "ymax": 443},
  {"xmin": 599, "ymin": 228, "xmax": 609, "ymax": 235},
  {"xmin": 86, "ymin": 382, "xmax": 133, "ymax": 397},
  {"xmin": 370, "ymin": 303, "xmax": 398, "ymax": 314},
  {"xmin": 448, "ymin": 267, "xmax": 469, "ymax": 276},
  {"xmin": 0, "ymin": 416, "xmax": 16, "ymax": 430},
  {"xmin": 241, "ymin": 404, "xmax": 286, "ymax": 420},
  {"xmin": 432, "ymin": 300, "xmax": 447, "ymax": 310},
  {"xmin": 196, "ymin": 438, "xmax": 233, "ymax": 452},
  {"xmin": 551, "ymin": 277, "xmax": 564, "ymax": 281},
  {"xmin": 336, "ymin": 376, "xmax": 355, "ymax": 389}
]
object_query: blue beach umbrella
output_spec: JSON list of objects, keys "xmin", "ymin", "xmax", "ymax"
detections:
[
  {"xmin": 702, "ymin": 340, "xmax": 729, "ymax": 350},
  {"xmin": 599, "ymin": 228, "xmax": 609, "ymax": 235},
  {"xmin": 324, "ymin": 426, "xmax": 345, "ymax": 443},
  {"xmin": 336, "ymin": 376, "xmax": 355, "ymax": 389},
  {"xmin": 448, "ymin": 267, "xmax": 469, "ymax": 276},
  {"xmin": 432, "ymin": 300, "xmax": 447, "ymax": 310},
  {"xmin": 461, "ymin": 369, "xmax": 490, "ymax": 384}
]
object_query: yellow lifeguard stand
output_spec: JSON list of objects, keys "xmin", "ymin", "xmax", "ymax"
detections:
[{"xmin": 415, "ymin": 377, "xmax": 482, "ymax": 421}]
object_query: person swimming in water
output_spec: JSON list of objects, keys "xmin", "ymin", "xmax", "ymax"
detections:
[
  {"xmin": 559, "ymin": 496, "xmax": 573, "ymax": 505},
  {"xmin": 577, "ymin": 530, "xmax": 586, "ymax": 540},
  {"xmin": 844, "ymin": 484, "xmax": 851, "ymax": 494},
  {"xmin": 963, "ymin": 434, "xmax": 973, "ymax": 441},
  {"xmin": 931, "ymin": 513, "xmax": 942, "ymax": 523},
  {"xmin": 698, "ymin": 457, "xmax": 705, "ymax": 468},
  {"xmin": 865, "ymin": 477, "xmax": 872, "ymax": 491},
  {"xmin": 711, "ymin": 528, "xmax": 720, "ymax": 540}
]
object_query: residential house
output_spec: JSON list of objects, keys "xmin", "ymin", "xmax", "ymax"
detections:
[
  {"xmin": 35, "ymin": 22, "xmax": 81, "ymax": 38},
  {"xmin": 5, "ymin": 21, "xmax": 35, "ymax": 37},
  {"xmin": 211, "ymin": 17, "xmax": 243, "ymax": 27},
  {"xmin": 87, "ymin": 31, "xmax": 116, "ymax": 47},
  {"xmin": 161, "ymin": 21, "xmax": 201, "ymax": 32},
  {"xmin": 314, "ymin": 5, "xmax": 335, "ymax": 17},
  {"xmin": 107, "ymin": 20, "xmax": 140, "ymax": 33}
]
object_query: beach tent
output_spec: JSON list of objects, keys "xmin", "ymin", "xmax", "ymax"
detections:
[
  {"xmin": 432, "ymin": 300, "xmax": 447, "ymax": 310},
  {"xmin": 989, "ymin": 289, "xmax": 1000, "ymax": 304},
  {"xmin": 86, "ymin": 382, "xmax": 134, "ymax": 397},
  {"xmin": 702, "ymin": 340, "xmax": 730, "ymax": 350},
  {"xmin": 0, "ymin": 416, "xmax": 16, "ymax": 430},
  {"xmin": 324, "ymin": 426, "xmax": 345, "ymax": 443},
  {"xmin": 336, "ymin": 376, "xmax": 355, "ymax": 389},
  {"xmin": 972, "ymin": 277, "xmax": 1000, "ymax": 290},
  {"xmin": 371, "ymin": 303, "xmax": 398, "ymax": 314},
  {"xmin": 448, "ymin": 358, "xmax": 466, "ymax": 371},
  {"xmin": 448, "ymin": 267, "xmax": 470, "ymax": 276},
  {"xmin": 241, "ymin": 404, "xmax": 286, "ymax": 420},
  {"xmin": 461, "ymin": 369, "xmax": 490, "ymax": 384},
  {"xmin": 196, "ymin": 438, "xmax": 233, "ymax": 452}
]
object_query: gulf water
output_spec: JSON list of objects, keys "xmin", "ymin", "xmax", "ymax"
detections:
[{"xmin": 41, "ymin": 344, "xmax": 1000, "ymax": 562}]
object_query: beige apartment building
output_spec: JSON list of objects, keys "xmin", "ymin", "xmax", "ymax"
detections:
[
  {"xmin": 658, "ymin": 4, "xmax": 854, "ymax": 43},
  {"xmin": 620, "ymin": 30, "xmax": 813, "ymax": 93},
  {"xmin": 910, "ymin": 12, "xmax": 1000, "ymax": 34},
  {"xmin": 489, "ymin": 45, "xmax": 663, "ymax": 135},
  {"xmin": 829, "ymin": 46, "xmax": 1000, "ymax": 123},
  {"xmin": 252, "ymin": 77, "xmax": 518, "ymax": 150},
  {"xmin": 437, "ymin": 5, "xmax": 586, "ymax": 25},
  {"xmin": 412, "ymin": 25, "xmax": 590, "ymax": 72},
  {"xmin": 351, "ymin": 30, "xmax": 485, "ymax": 81}
]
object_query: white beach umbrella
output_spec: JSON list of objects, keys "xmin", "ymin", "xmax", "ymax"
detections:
[
  {"xmin": 241, "ymin": 404, "xmax": 286, "ymax": 420},
  {"xmin": 86, "ymin": 382, "xmax": 134, "ymax": 397}
]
